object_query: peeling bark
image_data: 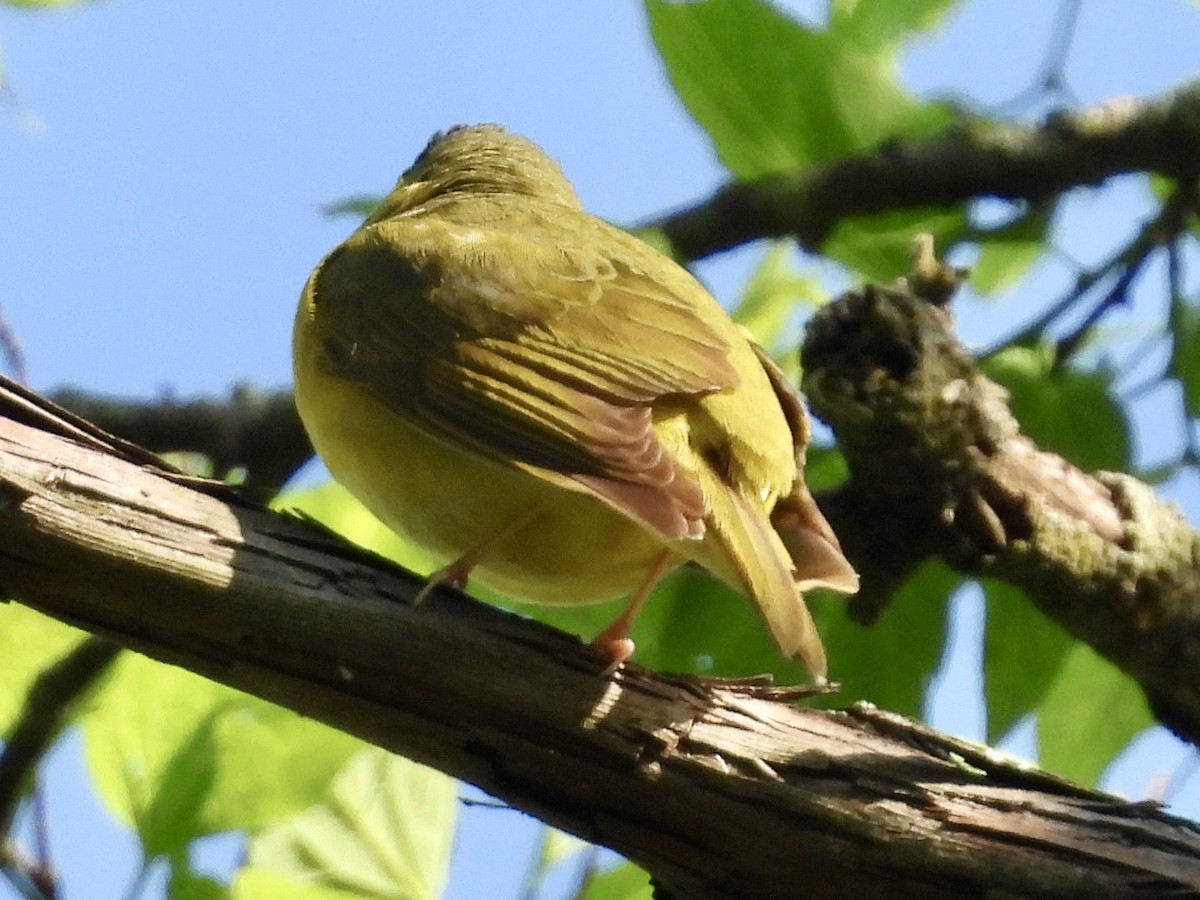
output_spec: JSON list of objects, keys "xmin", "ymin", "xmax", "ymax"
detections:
[
  {"xmin": 0, "ymin": 382, "xmax": 1197, "ymax": 898},
  {"xmin": 47, "ymin": 384, "xmax": 309, "ymax": 493}
]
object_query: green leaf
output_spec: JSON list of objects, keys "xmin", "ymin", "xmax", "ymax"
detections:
[
  {"xmin": 632, "ymin": 568, "xmax": 810, "ymax": 679},
  {"xmin": 1169, "ymin": 296, "xmax": 1200, "ymax": 418},
  {"xmin": 732, "ymin": 240, "xmax": 825, "ymax": 351},
  {"xmin": 0, "ymin": 604, "xmax": 88, "ymax": 736},
  {"xmin": 579, "ymin": 863, "xmax": 654, "ymax": 900},
  {"xmin": 1137, "ymin": 461, "xmax": 1177, "ymax": 485},
  {"xmin": 981, "ymin": 345, "xmax": 1130, "ymax": 471},
  {"xmin": 248, "ymin": 748, "xmax": 458, "ymax": 900},
  {"xmin": 321, "ymin": 195, "xmax": 385, "ymax": 221},
  {"xmin": 1149, "ymin": 173, "xmax": 1173, "ymax": 202},
  {"xmin": 202, "ymin": 700, "xmax": 362, "ymax": 835},
  {"xmin": 646, "ymin": 0, "xmax": 954, "ymax": 178},
  {"xmin": 169, "ymin": 866, "xmax": 229, "ymax": 900},
  {"xmin": 829, "ymin": 0, "xmax": 961, "ymax": 54},
  {"xmin": 504, "ymin": 566, "xmax": 807, "ymax": 680},
  {"xmin": 628, "ymin": 226, "xmax": 679, "ymax": 262},
  {"xmin": 971, "ymin": 202, "xmax": 1056, "ymax": 295},
  {"xmin": 813, "ymin": 560, "xmax": 959, "ymax": 716},
  {"xmin": 83, "ymin": 653, "xmax": 360, "ymax": 856},
  {"xmin": 83, "ymin": 656, "xmax": 226, "ymax": 856},
  {"xmin": 232, "ymin": 868, "xmax": 362, "ymax": 900},
  {"xmin": 647, "ymin": 0, "xmax": 966, "ymax": 278},
  {"xmin": 981, "ymin": 580, "xmax": 1074, "ymax": 743},
  {"xmin": 825, "ymin": 205, "xmax": 969, "ymax": 281},
  {"xmin": 275, "ymin": 482, "xmax": 436, "ymax": 574},
  {"xmin": 1149, "ymin": 173, "xmax": 1200, "ymax": 242},
  {"xmin": 527, "ymin": 552, "xmax": 954, "ymax": 694},
  {"xmin": 1037, "ymin": 643, "xmax": 1153, "ymax": 786},
  {"xmin": 538, "ymin": 827, "xmax": 589, "ymax": 869},
  {"xmin": 803, "ymin": 445, "xmax": 850, "ymax": 493},
  {"xmin": 522, "ymin": 827, "xmax": 591, "ymax": 900}
]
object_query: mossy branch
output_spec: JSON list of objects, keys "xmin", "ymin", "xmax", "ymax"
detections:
[{"xmin": 802, "ymin": 280, "xmax": 1200, "ymax": 745}]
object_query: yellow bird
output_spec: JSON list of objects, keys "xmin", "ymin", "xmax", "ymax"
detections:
[{"xmin": 292, "ymin": 125, "xmax": 858, "ymax": 677}]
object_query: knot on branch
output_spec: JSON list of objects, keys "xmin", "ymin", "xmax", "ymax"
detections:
[
  {"xmin": 800, "ymin": 281, "xmax": 1146, "ymax": 606},
  {"xmin": 800, "ymin": 281, "xmax": 1200, "ymax": 746},
  {"xmin": 803, "ymin": 283, "xmax": 1017, "ymax": 523}
]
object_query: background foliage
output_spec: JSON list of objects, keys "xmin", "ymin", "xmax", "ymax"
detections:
[{"xmin": 2, "ymin": 1, "xmax": 1199, "ymax": 898}]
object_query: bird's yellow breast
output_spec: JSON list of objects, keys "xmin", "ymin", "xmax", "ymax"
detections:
[{"xmin": 292, "ymin": 297, "xmax": 674, "ymax": 604}]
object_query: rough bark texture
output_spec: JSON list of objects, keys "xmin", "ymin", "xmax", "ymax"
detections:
[
  {"xmin": 48, "ymin": 383, "xmax": 309, "ymax": 493},
  {"xmin": 0, "ymin": 382, "xmax": 1197, "ymax": 898},
  {"xmin": 802, "ymin": 282, "xmax": 1200, "ymax": 747}
]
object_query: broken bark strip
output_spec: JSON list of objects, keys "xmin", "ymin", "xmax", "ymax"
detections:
[
  {"xmin": 47, "ymin": 383, "xmax": 309, "ymax": 493},
  {"xmin": 0, "ymin": 385, "xmax": 1197, "ymax": 898},
  {"xmin": 802, "ymin": 283, "xmax": 1200, "ymax": 746}
]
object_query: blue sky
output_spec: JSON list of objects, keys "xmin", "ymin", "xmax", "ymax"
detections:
[{"xmin": 3, "ymin": 1, "xmax": 1200, "ymax": 898}]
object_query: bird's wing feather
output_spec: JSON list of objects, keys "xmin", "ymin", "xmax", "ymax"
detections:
[
  {"xmin": 752, "ymin": 344, "xmax": 860, "ymax": 594},
  {"xmin": 310, "ymin": 215, "xmax": 740, "ymax": 541}
]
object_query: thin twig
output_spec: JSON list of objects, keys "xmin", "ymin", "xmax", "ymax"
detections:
[
  {"xmin": 29, "ymin": 786, "xmax": 54, "ymax": 900},
  {"xmin": 2, "ymin": 845, "xmax": 52, "ymax": 900},
  {"xmin": 985, "ymin": 182, "xmax": 1196, "ymax": 357},
  {"xmin": 0, "ymin": 304, "xmax": 28, "ymax": 386},
  {"xmin": 118, "ymin": 859, "xmax": 153, "ymax": 900},
  {"xmin": 1052, "ymin": 243, "xmax": 1154, "ymax": 367},
  {"xmin": 516, "ymin": 828, "xmax": 547, "ymax": 900},
  {"xmin": 1164, "ymin": 752, "xmax": 1200, "ymax": 806},
  {"xmin": 992, "ymin": 0, "xmax": 1083, "ymax": 114},
  {"xmin": 1055, "ymin": 183, "xmax": 1197, "ymax": 365},
  {"xmin": 1165, "ymin": 237, "xmax": 1200, "ymax": 471},
  {"xmin": 1112, "ymin": 331, "xmax": 1171, "ymax": 398},
  {"xmin": 0, "ymin": 638, "xmax": 120, "ymax": 841},
  {"xmin": 568, "ymin": 846, "xmax": 605, "ymax": 900}
]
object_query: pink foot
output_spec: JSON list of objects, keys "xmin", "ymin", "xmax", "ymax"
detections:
[
  {"xmin": 413, "ymin": 561, "xmax": 471, "ymax": 604},
  {"xmin": 591, "ymin": 628, "xmax": 635, "ymax": 676}
]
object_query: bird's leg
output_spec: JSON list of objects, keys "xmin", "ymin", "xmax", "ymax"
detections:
[
  {"xmin": 414, "ymin": 505, "xmax": 544, "ymax": 604},
  {"xmin": 591, "ymin": 548, "xmax": 674, "ymax": 673}
]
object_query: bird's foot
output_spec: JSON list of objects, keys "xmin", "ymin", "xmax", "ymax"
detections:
[
  {"xmin": 590, "ymin": 627, "xmax": 635, "ymax": 676},
  {"xmin": 413, "ymin": 562, "xmax": 471, "ymax": 604}
]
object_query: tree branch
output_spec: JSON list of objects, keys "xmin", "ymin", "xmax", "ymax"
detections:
[
  {"xmin": 648, "ymin": 78, "xmax": 1200, "ymax": 260},
  {"xmin": 0, "ymin": 379, "xmax": 1197, "ymax": 898},
  {"xmin": 802, "ymin": 279, "xmax": 1200, "ymax": 746},
  {"xmin": 995, "ymin": 178, "xmax": 1199, "ymax": 358},
  {"xmin": 0, "ymin": 635, "xmax": 111, "ymax": 900},
  {"xmin": 47, "ymin": 384, "xmax": 309, "ymax": 494},
  {"xmin": 0, "ymin": 637, "xmax": 118, "ymax": 840}
]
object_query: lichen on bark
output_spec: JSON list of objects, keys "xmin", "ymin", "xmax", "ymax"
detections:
[{"xmin": 802, "ymin": 277, "xmax": 1200, "ymax": 745}]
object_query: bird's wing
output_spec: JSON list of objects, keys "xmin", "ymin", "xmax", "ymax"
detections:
[
  {"xmin": 752, "ymin": 344, "xmax": 859, "ymax": 594},
  {"xmin": 308, "ymin": 215, "xmax": 741, "ymax": 541}
]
